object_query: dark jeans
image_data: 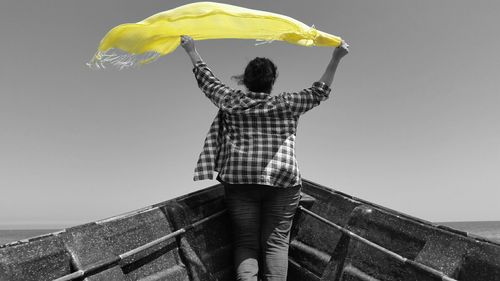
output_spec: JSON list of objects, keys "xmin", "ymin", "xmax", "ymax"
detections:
[{"xmin": 224, "ymin": 183, "xmax": 302, "ymax": 281}]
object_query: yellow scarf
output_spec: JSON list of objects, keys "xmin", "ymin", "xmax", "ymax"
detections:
[{"xmin": 88, "ymin": 2, "xmax": 342, "ymax": 69}]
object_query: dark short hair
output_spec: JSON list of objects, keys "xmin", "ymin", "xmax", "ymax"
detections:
[{"xmin": 233, "ymin": 57, "xmax": 278, "ymax": 94}]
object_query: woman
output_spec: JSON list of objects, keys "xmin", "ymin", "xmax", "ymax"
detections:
[{"xmin": 181, "ymin": 35, "xmax": 348, "ymax": 281}]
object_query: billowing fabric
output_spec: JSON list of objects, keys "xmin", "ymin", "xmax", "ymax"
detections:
[
  {"xmin": 192, "ymin": 62, "xmax": 331, "ymax": 188},
  {"xmin": 88, "ymin": 2, "xmax": 342, "ymax": 69}
]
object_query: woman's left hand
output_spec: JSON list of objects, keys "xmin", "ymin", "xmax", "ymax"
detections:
[{"xmin": 181, "ymin": 35, "xmax": 196, "ymax": 52}]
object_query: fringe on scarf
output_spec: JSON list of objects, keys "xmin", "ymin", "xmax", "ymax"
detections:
[
  {"xmin": 87, "ymin": 40, "xmax": 275, "ymax": 69},
  {"xmin": 254, "ymin": 39, "xmax": 275, "ymax": 46},
  {"xmin": 86, "ymin": 49, "xmax": 161, "ymax": 70}
]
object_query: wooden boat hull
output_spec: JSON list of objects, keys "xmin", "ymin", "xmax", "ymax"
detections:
[{"xmin": 1, "ymin": 179, "xmax": 499, "ymax": 281}]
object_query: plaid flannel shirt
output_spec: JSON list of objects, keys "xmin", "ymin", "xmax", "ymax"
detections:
[{"xmin": 192, "ymin": 61, "xmax": 331, "ymax": 187}]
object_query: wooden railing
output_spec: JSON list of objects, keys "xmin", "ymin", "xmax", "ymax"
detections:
[
  {"xmin": 298, "ymin": 206, "xmax": 458, "ymax": 281},
  {"xmin": 53, "ymin": 210, "xmax": 226, "ymax": 281}
]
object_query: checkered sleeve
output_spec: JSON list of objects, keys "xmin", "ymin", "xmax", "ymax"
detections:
[
  {"xmin": 193, "ymin": 62, "xmax": 233, "ymax": 108},
  {"xmin": 282, "ymin": 81, "xmax": 332, "ymax": 115}
]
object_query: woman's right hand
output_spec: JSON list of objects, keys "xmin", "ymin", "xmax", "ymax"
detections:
[{"xmin": 333, "ymin": 41, "xmax": 349, "ymax": 60}]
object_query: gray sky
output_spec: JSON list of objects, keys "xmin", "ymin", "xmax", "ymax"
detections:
[{"xmin": 0, "ymin": 0, "xmax": 499, "ymax": 227}]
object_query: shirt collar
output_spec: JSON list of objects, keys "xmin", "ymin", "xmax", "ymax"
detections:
[{"xmin": 244, "ymin": 91, "xmax": 271, "ymax": 100}]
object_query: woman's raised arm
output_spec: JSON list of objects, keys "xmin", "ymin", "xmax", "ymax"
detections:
[
  {"xmin": 319, "ymin": 41, "xmax": 349, "ymax": 87},
  {"xmin": 181, "ymin": 35, "xmax": 203, "ymax": 65}
]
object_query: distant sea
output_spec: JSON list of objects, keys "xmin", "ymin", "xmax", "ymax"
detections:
[
  {"xmin": 439, "ymin": 221, "xmax": 500, "ymax": 243},
  {"xmin": 1, "ymin": 221, "xmax": 500, "ymax": 246},
  {"xmin": 0, "ymin": 229, "xmax": 61, "ymax": 245}
]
